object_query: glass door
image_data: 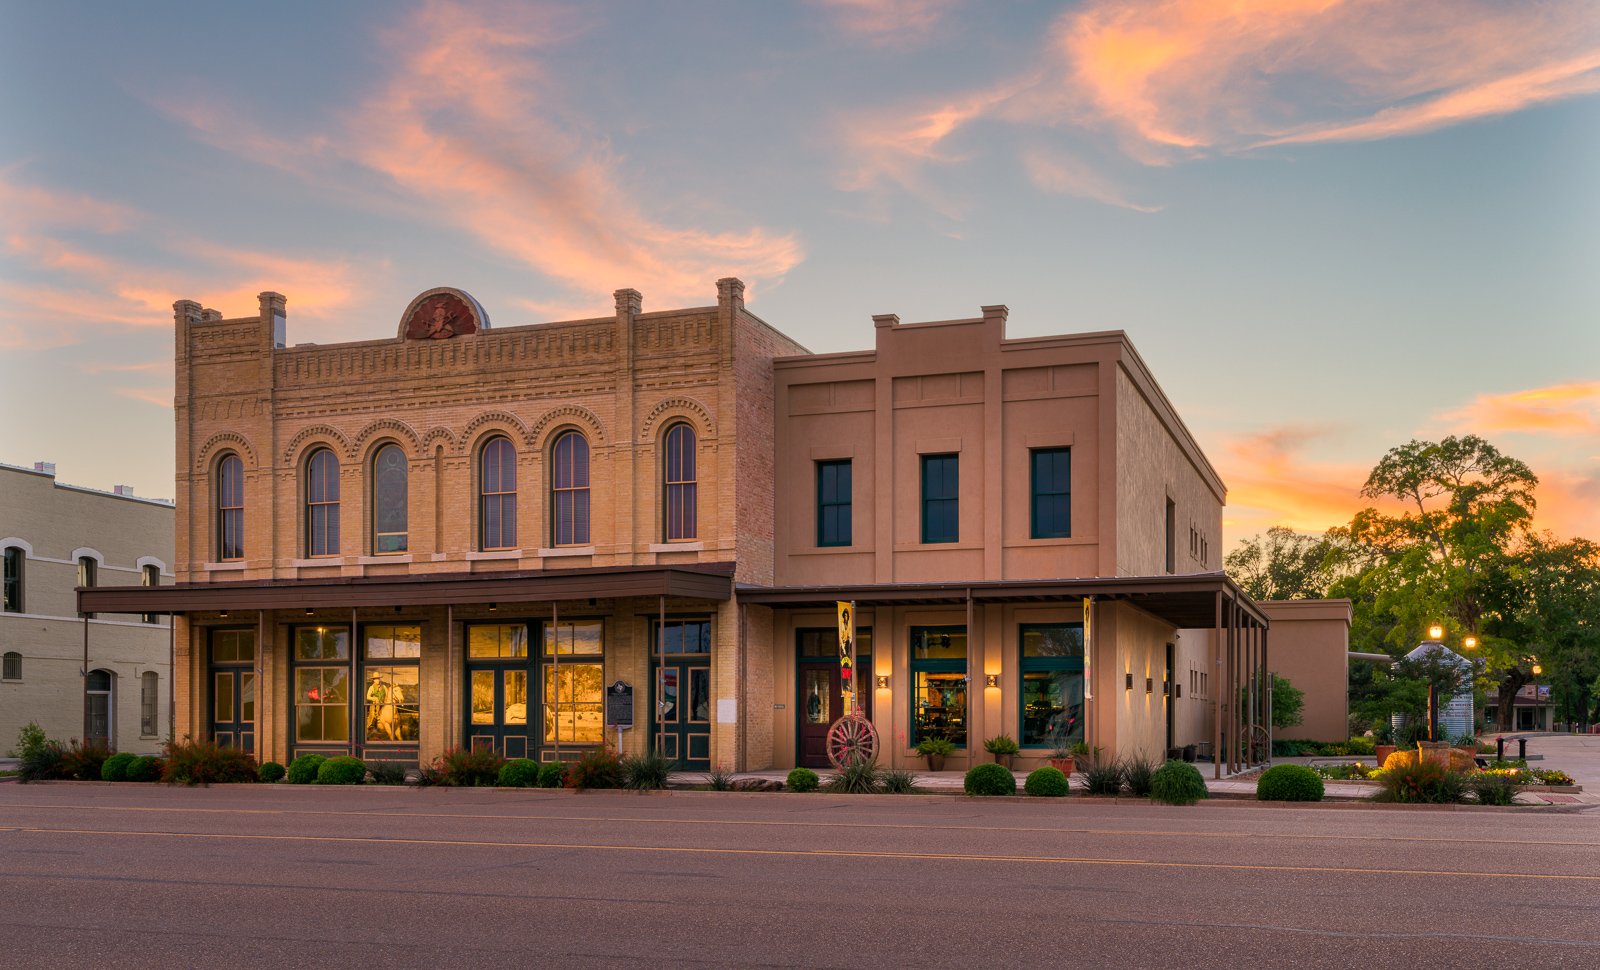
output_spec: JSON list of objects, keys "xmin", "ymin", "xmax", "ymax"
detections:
[
  {"xmin": 652, "ymin": 618, "xmax": 711, "ymax": 771},
  {"xmin": 208, "ymin": 629, "xmax": 256, "ymax": 752},
  {"xmin": 465, "ymin": 623, "xmax": 532, "ymax": 758}
]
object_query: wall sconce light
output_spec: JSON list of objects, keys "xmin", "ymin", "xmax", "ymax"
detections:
[
  {"xmin": 876, "ymin": 675, "xmax": 890, "ymax": 689},
  {"xmin": 489, "ymin": 603, "xmax": 498, "ymax": 612},
  {"xmin": 1125, "ymin": 673, "xmax": 1133, "ymax": 691},
  {"xmin": 1175, "ymin": 683, "xmax": 1183, "ymax": 698},
  {"xmin": 1145, "ymin": 677, "xmax": 1153, "ymax": 694},
  {"xmin": 985, "ymin": 673, "xmax": 999, "ymax": 689},
  {"xmin": 1162, "ymin": 680, "xmax": 1169, "ymax": 696},
  {"xmin": 1428, "ymin": 624, "xmax": 1444, "ymax": 640},
  {"xmin": 304, "ymin": 608, "xmax": 314, "ymax": 616},
  {"xmin": 219, "ymin": 610, "xmax": 229, "ymax": 619}
]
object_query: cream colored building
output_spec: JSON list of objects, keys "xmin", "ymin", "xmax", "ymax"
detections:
[
  {"xmin": 89, "ymin": 281, "xmax": 1279, "ymax": 776},
  {"xmin": 2, "ymin": 462, "xmax": 173, "ymax": 754}
]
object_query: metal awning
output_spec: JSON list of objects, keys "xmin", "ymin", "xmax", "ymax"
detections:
[
  {"xmin": 78, "ymin": 562, "xmax": 736, "ymax": 615},
  {"xmin": 735, "ymin": 571, "xmax": 1267, "ymax": 628}
]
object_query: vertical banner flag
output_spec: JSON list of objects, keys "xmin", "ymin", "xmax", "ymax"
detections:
[
  {"xmin": 1082, "ymin": 596, "xmax": 1094, "ymax": 700},
  {"xmin": 837, "ymin": 601, "xmax": 854, "ymax": 704}
]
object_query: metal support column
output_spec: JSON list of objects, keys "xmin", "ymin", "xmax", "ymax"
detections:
[
  {"xmin": 1212, "ymin": 591, "xmax": 1223, "ymax": 779},
  {"xmin": 552, "ymin": 600, "xmax": 560, "ymax": 761},
  {"xmin": 82, "ymin": 616, "xmax": 90, "ymax": 743},
  {"xmin": 349, "ymin": 607, "xmax": 358, "ymax": 754}
]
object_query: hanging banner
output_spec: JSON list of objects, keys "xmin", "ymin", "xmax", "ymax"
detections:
[
  {"xmin": 1082, "ymin": 596, "xmax": 1094, "ymax": 700},
  {"xmin": 837, "ymin": 601, "xmax": 855, "ymax": 695}
]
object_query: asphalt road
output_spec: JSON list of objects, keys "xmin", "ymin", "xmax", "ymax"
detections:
[{"xmin": 1, "ymin": 784, "xmax": 1597, "ymax": 969}]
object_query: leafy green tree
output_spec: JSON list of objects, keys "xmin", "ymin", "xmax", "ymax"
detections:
[
  {"xmin": 1224, "ymin": 526, "xmax": 1349, "ymax": 601},
  {"xmin": 1267, "ymin": 674, "xmax": 1303, "ymax": 730}
]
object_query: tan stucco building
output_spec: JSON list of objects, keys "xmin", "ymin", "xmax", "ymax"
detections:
[
  {"xmin": 2, "ymin": 462, "xmax": 173, "ymax": 754},
  {"xmin": 86, "ymin": 281, "xmax": 1276, "ymax": 776}
]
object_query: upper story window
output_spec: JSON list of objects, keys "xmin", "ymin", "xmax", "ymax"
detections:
[
  {"xmin": 141, "ymin": 564, "xmax": 160, "ymax": 625},
  {"xmin": 1164, "ymin": 497, "xmax": 1176, "ymax": 574},
  {"xmin": 2, "ymin": 651, "xmax": 19, "ymax": 680},
  {"xmin": 551, "ymin": 430, "xmax": 591, "ymax": 547},
  {"xmin": 217, "ymin": 454, "xmax": 244, "ymax": 561},
  {"xmin": 371, "ymin": 444, "xmax": 409, "ymax": 554},
  {"xmin": 2, "ymin": 546, "xmax": 22, "ymax": 613},
  {"xmin": 816, "ymin": 460, "xmax": 852, "ymax": 547},
  {"xmin": 77, "ymin": 556, "xmax": 97, "ymax": 618},
  {"xmin": 663, "ymin": 423, "xmax": 697, "ymax": 541},
  {"xmin": 305, "ymin": 448, "xmax": 341, "ymax": 557},
  {"xmin": 479, "ymin": 436, "xmax": 518, "ymax": 551},
  {"xmin": 1029, "ymin": 447, "xmax": 1071, "ymax": 539},
  {"xmin": 920, "ymin": 454, "xmax": 959, "ymax": 544}
]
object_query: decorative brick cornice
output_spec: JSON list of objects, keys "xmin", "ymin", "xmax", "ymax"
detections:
[
  {"xmin": 639, "ymin": 396, "xmax": 716, "ymax": 440},
  {"xmin": 352, "ymin": 417, "xmax": 423, "ymax": 458},
  {"xmin": 530, "ymin": 404, "xmax": 608, "ymax": 448},
  {"xmin": 281, "ymin": 424, "xmax": 353, "ymax": 465}
]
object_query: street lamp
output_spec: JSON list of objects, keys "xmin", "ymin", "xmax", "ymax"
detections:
[
  {"xmin": 1428, "ymin": 624, "xmax": 1444, "ymax": 640},
  {"xmin": 1463, "ymin": 635, "xmax": 1477, "ymax": 650}
]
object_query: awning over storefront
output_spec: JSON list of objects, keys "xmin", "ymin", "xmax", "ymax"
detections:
[
  {"xmin": 735, "ymin": 571, "xmax": 1267, "ymax": 628},
  {"xmin": 78, "ymin": 562, "xmax": 737, "ymax": 615}
]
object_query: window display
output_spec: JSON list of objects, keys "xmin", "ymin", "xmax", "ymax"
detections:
[
  {"xmin": 910, "ymin": 625, "xmax": 967, "ymax": 747},
  {"xmin": 1020, "ymin": 623, "xmax": 1085, "ymax": 747}
]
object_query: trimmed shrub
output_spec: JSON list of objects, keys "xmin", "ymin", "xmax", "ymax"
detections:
[
  {"xmin": 126, "ymin": 755, "xmax": 163, "ymax": 782},
  {"xmin": 1256, "ymin": 764, "xmax": 1325, "ymax": 802},
  {"xmin": 566, "ymin": 748, "xmax": 623, "ymax": 790},
  {"xmin": 964, "ymin": 762, "xmax": 1016, "ymax": 796},
  {"xmin": 257, "ymin": 761, "xmax": 286, "ymax": 783},
  {"xmin": 286, "ymin": 754, "xmax": 327, "ymax": 785},
  {"xmin": 880, "ymin": 768, "xmax": 919, "ymax": 794},
  {"xmin": 536, "ymin": 760, "xmax": 567, "ymax": 788},
  {"xmin": 786, "ymin": 767, "xmax": 820, "ymax": 792},
  {"xmin": 1024, "ymin": 766, "xmax": 1070, "ymax": 797},
  {"xmin": 1373, "ymin": 759, "xmax": 1466, "ymax": 804},
  {"xmin": 828, "ymin": 760, "xmax": 882, "ymax": 794},
  {"xmin": 315, "ymin": 756, "xmax": 366, "ymax": 785},
  {"xmin": 1469, "ymin": 772, "xmax": 1518, "ymax": 806},
  {"xmin": 498, "ymin": 758, "xmax": 540, "ymax": 787},
  {"xmin": 18, "ymin": 740, "xmax": 66, "ymax": 783},
  {"xmin": 101, "ymin": 752, "xmax": 138, "ymax": 782},
  {"xmin": 162, "ymin": 738, "xmax": 257, "ymax": 785},
  {"xmin": 1121, "ymin": 753, "xmax": 1158, "ymax": 797},
  {"xmin": 1150, "ymin": 760, "xmax": 1209, "ymax": 806},
  {"xmin": 437, "ymin": 747, "xmax": 505, "ymax": 787},
  {"xmin": 1081, "ymin": 754, "xmax": 1123, "ymax": 795},
  {"xmin": 1345, "ymin": 736, "xmax": 1377, "ymax": 756},
  {"xmin": 59, "ymin": 739, "xmax": 112, "ymax": 780},
  {"xmin": 621, "ymin": 751, "xmax": 676, "ymax": 790},
  {"xmin": 367, "ymin": 762, "xmax": 406, "ymax": 785}
]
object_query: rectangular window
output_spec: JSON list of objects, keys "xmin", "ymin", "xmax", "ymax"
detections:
[
  {"xmin": 141, "ymin": 673, "xmax": 158, "ymax": 735},
  {"xmin": 468, "ymin": 623, "xmax": 528, "ymax": 658},
  {"xmin": 544, "ymin": 619, "xmax": 603, "ymax": 745},
  {"xmin": 362, "ymin": 625, "xmax": 421, "ymax": 744},
  {"xmin": 77, "ymin": 557, "xmax": 96, "ymax": 619},
  {"xmin": 293, "ymin": 625, "xmax": 350, "ymax": 744},
  {"xmin": 654, "ymin": 618, "xmax": 712, "ymax": 655},
  {"xmin": 3, "ymin": 547, "xmax": 22, "ymax": 613},
  {"xmin": 815, "ymin": 460, "xmax": 852, "ymax": 547},
  {"xmin": 1164, "ymin": 498, "xmax": 1176, "ymax": 573},
  {"xmin": 1030, "ymin": 448, "xmax": 1071, "ymax": 539},
  {"xmin": 909, "ymin": 625, "xmax": 966, "ymax": 747},
  {"xmin": 920, "ymin": 454, "xmax": 959, "ymax": 544},
  {"xmin": 141, "ymin": 564, "xmax": 160, "ymax": 625},
  {"xmin": 1018, "ymin": 623, "xmax": 1085, "ymax": 748}
]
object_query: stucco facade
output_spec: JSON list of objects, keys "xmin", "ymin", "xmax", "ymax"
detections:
[
  {"xmin": 90, "ymin": 280, "xmax": 1276, "ymax": 776},
  {"xmin": 1, "ymin": 463, "xmax": 173, "ymax": 754},
  {"xmin": 1259, "ymin": 599, "xmax": 1353, "ymax": 743}
]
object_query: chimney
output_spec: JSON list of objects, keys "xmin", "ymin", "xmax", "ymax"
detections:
[
  {"xmin": 114, "ymin": 485, "xmax": 135, "ymax": 497},
  {"xmin": 33, "ymin": 461, "xmax": 56, "ymax": 477}
]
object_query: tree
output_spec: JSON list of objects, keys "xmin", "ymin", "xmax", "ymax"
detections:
[
  {"xmin": 1267, "ymin": 674, "xmax": 1303, "ymax": 730},
  {"xmin": 1225, "ymin": 526, "xmax": 1347, "ymax": 601}
]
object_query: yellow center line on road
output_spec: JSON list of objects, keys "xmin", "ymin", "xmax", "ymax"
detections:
[
  {"xmin": 4, "ymin": 825, "xmax": 1599, "ymax": 882},
  {"xmin": 0, "ymin": 800, "xmax": 1596, "ymax": 849}
]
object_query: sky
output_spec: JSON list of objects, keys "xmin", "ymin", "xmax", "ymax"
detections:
[{"xmin": 2, "ymin": 0, "xmax": 1597, "ymax": 549}]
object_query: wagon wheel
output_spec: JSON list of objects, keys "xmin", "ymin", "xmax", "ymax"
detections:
[
  {"xmin": 1245, "ymin": 725, "xmax": 1271, "ymax": 764},
  {"xmin": 826, "ymin": 714, "xmax": 880, "ymax": 769}
]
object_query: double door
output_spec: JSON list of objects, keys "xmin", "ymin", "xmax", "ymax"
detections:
[
  {"xmin": 467, "ymin": 664, "xmax": 531, "ymax": 758},
  {"xmin": 209, "ymin": 629, "xmax": 256, "ymax": 753},
  {"xmin": 653, "ymin": 655, "xmax": 711, "ymax": 770}
]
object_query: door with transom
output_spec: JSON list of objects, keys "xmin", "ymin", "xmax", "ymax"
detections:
[
  {"xmin": 465, "ymin": 622, "xmax": 533, "ymax": 758},
  {"xmin": 652, "ymin": 618, "xmax": 711, "ymax": 771},
  {"xmin": 796, "ymin": 627, "xmax": 872, "ymax": 769},
  {"xmin": 209, "ymin": 628, "xmax": 256, "ymax": 752}
]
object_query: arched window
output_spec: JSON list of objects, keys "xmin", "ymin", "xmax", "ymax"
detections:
[
  {"xmin": 372, "ymin": 444, "xmax": 409, "ymax": 554},
  {"xmin": 479, "ymin": 436, "xmax": 517, "ymax": 550},
  {"xmin": 77, "ymin": 556, "xmax": 97, "ymax": 619},
  {"xmin": 551, "ymin": 431, "xmax": 591, "ymax": 546},
  {"xmin": 217, "ymin": 454, "xmax": 244, "ymax": 561},
  {"xmin": 663, "ymin": 423, "xmax": 697, "ymax": 541},
  {"xmin": 2, "ymin": 546, "xmax": 21, "ymax": 613},
  {"xmin": 141, "ymin": 671, "xmax": 159, "ymax": 735},
  {"xmin": 141, "ymin": 564, "xmax": 160, "ymax": 625},
  {"xmin": 2, "ymin": 651, "xmax": 20, "ymax": 680},
  {"xmin": 85, "ymin": 668, "xmax": 113, "ymax": 748},
  {"xmin": 305, "ymin": 448, "xmax": 341, "ymax": 557}
]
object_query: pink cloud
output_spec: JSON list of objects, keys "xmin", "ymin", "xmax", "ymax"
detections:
[
  {"xmin": 815, "ymin": 0, "xmax": 960, "ymax": 46},
  {"xmin": 0, "ymin": 169, "xmax": 142, "ymax": 233},
  {"xmin": 1021, "ymin": 147, "xmax": 1161, "ymax": 212},
  {"xmin": 1442, "ymin": 381, "xmax": 1600, "ymax": 438}
]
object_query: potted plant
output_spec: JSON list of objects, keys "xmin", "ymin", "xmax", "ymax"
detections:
[
  {"xmin": 916, "ymin": 736, "xmax": 955, "ymax": 771},
  {"xmin": 983, "ymin": 733, "xmax": 1020, "ymax": 769},
  {"xmin": 1049, "ymin": 738, "xmax": 1088, "ymax": 776}
]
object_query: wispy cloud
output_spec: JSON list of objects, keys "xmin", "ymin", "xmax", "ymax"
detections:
[
  {"xmin": 814, "ymin": 0, "xmax": 960, "ymax": 46},
  {"xmin": 1021, "ymin": 147, "xmax": 1161, "ymax": 212},
  {"xmin": 1215, "ymin": 424, "xmax": 1383, "ymax": 537},
  {"xmin": 1441, "ymin": 381, "xmax": 1600, "ymax": 438}
]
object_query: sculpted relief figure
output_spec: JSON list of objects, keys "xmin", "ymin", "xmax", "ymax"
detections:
[{"xmin": 403, "ymin": 292, "xmax": 481, "ymax": 340}]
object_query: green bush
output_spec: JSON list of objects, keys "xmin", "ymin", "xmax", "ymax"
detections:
[
  {"xmin": 1121, "ymin": 753, "xmax": 1158, "ymax": 797},
  {"xmin": 18, "ymin": 740, "xmax": 66, "ymax": 783},
  {"xmin": 621, "ymin": 751, "xmax": 676, "ymax": 790},
  {"xmin": 1345, "ymin": 736, "xmax": 1376, "ymax": 756},
  {"xmin": 1024, "ymin": 766, "xmax": 1070, "ymax": 797},
  {"xmin": 1469, "ymin": 773, "xmax": 1517, "ymax": 806},
  {"xmin": 126, "ymin": 755, "xmax": 163, "ymax": 782},
  {"xmin": 880, "ymin": 768, "xmax": 919, "ymax": 794},
  {"xmin": 1256, "ymin": 764, "xmax": 1325, "ymax": 802},
  {"xmin": 964, "ymin": 762, "xmax": 1016, "ymax": 796},
  {"xmin": 101, "ymin": 752, "xmax": 138, "ymax": 782},
  {"xmin": 1081, "ymin": 753, "xmax": 1122, "ymax": 795},
  {"xmin": 786, "ymin": 767, "xmax": 820, "ymax": 792},
  {"xmin": 367, "ymin": 762, "xmax": 406, "ymax": 785},
  {"xmin": 497, "ymin": 758, "xmax": 540, "ymax": 787},
  {"xmin": 59, "ymin": 739, "xmax": 112, "ymax": 780},
  {"xmin": 10, "ymin": 721, "xmax": 48, "ymax": 759},
  {"xmin": 436, "ymin": 747, "xmax": 505, "ymax": 787},
  {"xmin": 162, "ymin": 738, "xmax": 257, "ymax": 785},
  {"xmin": 915, "ymin": 737, "xmax": 956, "ymax": 757},
  {"xmin": 315, "ymin": 756, "xmax": 366, "ymax": 785},
  {"xmin": 566, "ymin": 748, "xmax": 623, "ymax": 790},
  {"xmin": 1150, "ymin": 760, "xmax": 1209, "ymax": 806},
  {"xmin": 983, "ymin": 734, "xmax": 1020, "ymax": 756},
  {"xmin": 537, "ymin": 760, "xmax": 567, "ymax": 788},
  {"xmin": 257, "ymin": 761, "xmax": 286, "ymax": 783},
  {"xmin": 1373, "ymin": 760, "xmax": 1466, "ymax": 804},
  {"xmin": 286, "ymin": 754, "xmax": 327, "ymax": 785},
  {"xmin": 828, "ymin": 760, "xmax": 882, "ymax": 794}
]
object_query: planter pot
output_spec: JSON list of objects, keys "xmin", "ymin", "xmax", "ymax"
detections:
[
  {"xmin": 1374, "ymin": 744, "xmax": 1396, "ymax": 766},
  {"xmin": 924, "ymin": 754, "xmax": 946, "ymax": 772},
  {"xmin": 990, "ymin": 753, "xmax": 1014, "ymax": 769},
  {"xmin": 1048, "ymin": 757, "xmax": 1076, "ymax": 776}
]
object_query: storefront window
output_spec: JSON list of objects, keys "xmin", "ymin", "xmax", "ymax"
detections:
[
  {"xmin": 296, "ymin": 626, "xmax": 349, "ymax": 661},
  {"xmin": 544, "ymin": 619, "xmax": 603, "ymax": 744},
  {"xmin": 295, "ymin": 667, "xmax": 349, "ymax": 742},
  {"xmin": 362, "ymin": 624, "xmax": 421, "ymax": 743},
  {"xmin": 910, "ymin": 625, "xmax": 966, "ymax": 747},
  {"xmin": 468, "ymin": 623, "xmax": 527, "ymax": 658},
  {"xmin": 1020, "ymin": 623, "xmax": 1085, "ymax": 747},
  {"xmin": 656, "ymin": 618, "xmax": 711, "ymax": 654}
]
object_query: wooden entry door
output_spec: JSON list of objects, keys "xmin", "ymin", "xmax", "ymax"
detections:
[
  {"xmin": 653, "ymin": 656, "xmax": 711, "ymax": 770},
  {"xmin": 209, "ymin": 629, "xmax": 257, "ymax": 752},
  {"xmin": 797, "ymin": 663, "xmax": 841, "ymax": 768}
]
